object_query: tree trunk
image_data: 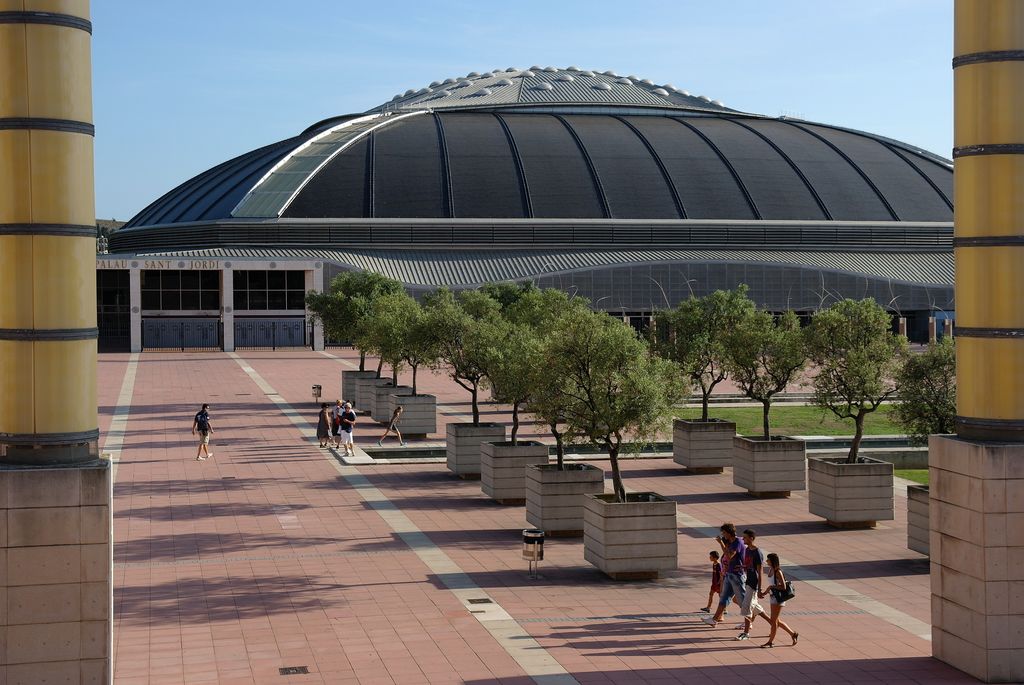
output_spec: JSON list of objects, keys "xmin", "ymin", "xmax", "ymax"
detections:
[
  {"xmin": 701, "ymin": 390, "xmax": 711, "ymax": 421},
  {"xmin": 608, "ymin": 442, "xmax": 625, "ymax": 502},
  {"xmin": 375, "ymin": 357, "xmax": 383, "ymax": 379},
  {"xmin": 359, "ymin": 350, "xmax": 366, "ymax": 372},
  {"xmin": 471, "ymin": 382, "xmax": 480, "ymax": 426},
  {"xmin": 762, "ymin": 400, "xmax": 771, "ymax": 440},
  {"xmin": 391, "ymin": 364, "xmax": 398, "ymax": 385},
  {"xmin": 511, "ymin": 402, "xmax": 519, "ymax": 446},
  {"xmin": 847, "ymin": 411, "xmax": 866, "ymax": 463},
  {"xmin": 552, "ymin": 424, "xmax": 564, "ymax": 469},
  {"xmin": 411, "ymin": 364, "xmax": 418, "ymax": 396}
]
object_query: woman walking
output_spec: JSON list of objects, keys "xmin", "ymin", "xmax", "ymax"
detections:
[
  {"xmin": 316, "ymin": 402, "xmax": 331, "ymax": 448},
  {"xmin": 377, "ymin": 405, "xmax": 406, "ymax": 447},
  {"xmin": 757, "ymin": 553, "xmax": 798, "ymax": 648}
]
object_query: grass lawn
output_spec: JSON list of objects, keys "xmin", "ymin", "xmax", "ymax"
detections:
[
  {"xmin": 895, "ymin": 469, "xmax": 929, "ymax": 485},
  {"xmin": 674, "ymin": 404, "xmax": 902, "ymax": 437}
]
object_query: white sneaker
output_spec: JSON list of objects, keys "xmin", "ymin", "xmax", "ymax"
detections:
[{"xmin": 702, "ymin": 617, "xmax": 717, "ymax": 627}]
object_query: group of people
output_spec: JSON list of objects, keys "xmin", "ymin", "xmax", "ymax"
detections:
[
  {"xmin": 701, "ymin": 523, "xmax": 797, "ymax": 648},
  {"xmin": 316, "ymin": 399, "xmax": 406, "ymax": 455}
]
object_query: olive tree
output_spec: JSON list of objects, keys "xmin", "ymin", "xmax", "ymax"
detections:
[
  {"xmin": 807, "ymin": 299, "xmax": 908, "ymax": 463},
  {"xmin": 723, "ymin": 310, "xmax": 808, "ymax": 439},
  {"xmin": 423, "ymin": 288, "xmax": 500, "ymax": 425},
  {"xmin": 546, "ymin": 308, "xmax": 683, "ymax": 501},
  {"xmin": 515, "ymin": 289, "xmax": 591, "ymax": 466},
  {"xmin": 892, "ymin": 338, "xmax": 956, "ymax": 445},
  {"xmin": 479, "ymin": 317, "xmax": 541, "ymax": 445},
  {"xmin": 305, "ymin": 271, "xmax": 403, "ymax": 373},
  {"xmin": 361, "ymin": 291, "xmax": 439, "ymax": 394},
  {"xmin": 654, "ymin": 286, "xmax": 755, "ymax": 420}
]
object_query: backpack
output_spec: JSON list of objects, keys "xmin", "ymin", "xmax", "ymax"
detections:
[{"xmin": 195, "ymin": 411, "xmax": 210, "ymax": 432}]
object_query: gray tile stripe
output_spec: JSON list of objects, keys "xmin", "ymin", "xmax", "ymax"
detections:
[
  {"xmin": 115, "ymin": 549, "xmax": 394, "ymax": 568},
  {"xmin": 229, "ymin": 353, "xmax": 579, "ymax": 685},
  {"xmin": 105, "ymin": 353, "xmax": 140, "ymax": 485},
  {"xmin": 674, "ymin": 509, "xmax": 932, "ymax": 640}
]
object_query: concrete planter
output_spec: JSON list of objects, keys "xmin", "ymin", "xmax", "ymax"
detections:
[
  {"xmin": 446, "ymin": 423, "xmax": 506, "ymax": 478},
  {"xmin": 732, "ymin": 436, "xmax": 806, "ymax": 497},
  {"xmin": 353, "ymin": 376, "xmax": 390, "ymax": 415},
  {"xmin": 907, "ymin": 483, "xmax": 929, "ymax": 555},
  {"xmin": 583, "ymin": 492, "xmax": 678, "ymax": 580},
  {"xmin": 480, "ymin": 441, "xmax": 549, "ymax": 504},
  {"xmin": 388, "ymin": 394, "xmax": 437, "ymax": 438},
  {"xmin": 342, "ymin": 370, "xmax": 378, "ymax": 407},
  {"xmin": 808, "ymin": 456, "xmax": 894, "ymax": 528},
  {"xmin": 526, "ymin": 463, "xmax": 605, "ymax": 537},
  {"xmin": 372, "ymin": 384, "xmax": 412, "ymax": 422},
  {"xmin": 673, "ymin": 418, "xmax": 736, "ymax": 473}
]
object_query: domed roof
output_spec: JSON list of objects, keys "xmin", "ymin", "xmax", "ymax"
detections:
[
  {"xmin": 369, "ymin": 66, "xmax": 736, "ymax": 114},
  {"xmin": 119, "ymin": 67, "xmax": 952, "ymax": 232}
]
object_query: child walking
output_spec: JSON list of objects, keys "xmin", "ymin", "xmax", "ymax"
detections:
[{"xmin": 701, "ymin": 550, "xmax": 722, "ymax": 613}]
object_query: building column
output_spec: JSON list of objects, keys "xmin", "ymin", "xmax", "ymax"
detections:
[
  {"xmin": 933, "ymin": 2, "xmax": 1024, "ymax": 681},
  {"xmin": 306, "ymin": 267, "xmax": 324, "ymax": 351},
  {"xmin": 129, "ymin": 266, "xmax": 141, "ymax": 352},
  {"xmin": 222, "ymin": 267, "xmax": 234, "ymax": 352},
  {"xmin": 0, "ymin": 2, "xmax": 111, "ymax": 682}
]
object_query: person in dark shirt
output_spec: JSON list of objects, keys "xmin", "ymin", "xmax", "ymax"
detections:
[
  {"xmin": 704, "ymin": 522, "xmax": 746, "ymax": 627},
  {"xmin": 192, "ymin": 403, "xmax": 214, "ymax": 461}
]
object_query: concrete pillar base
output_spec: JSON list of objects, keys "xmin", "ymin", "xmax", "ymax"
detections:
[
  {"xmin": 929, "ymin": 435, "xmax": 1024, "ymax": 683},
  {"xmin": 0, "ymin": 459, "xmax": 112, "ymax": 683}
]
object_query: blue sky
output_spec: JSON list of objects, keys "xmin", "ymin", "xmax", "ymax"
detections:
[{"xmin": 93, "ymin": 1, "xmax": 953, "ymax": 221}]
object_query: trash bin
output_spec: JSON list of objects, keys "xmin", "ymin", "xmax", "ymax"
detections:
[
  {"xmin": 522, "ymin": 529, "xmax": 544, "ymax": 561},
  {"xmin": 312, "ymin": 384, "xmax": 322, "ymax": 401}
]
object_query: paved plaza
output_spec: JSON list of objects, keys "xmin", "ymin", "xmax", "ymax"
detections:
[{"xmin": 103, "ymin": 349, "xmax": 974, "ymax": 684}]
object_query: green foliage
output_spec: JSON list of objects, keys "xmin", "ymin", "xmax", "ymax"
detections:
[
  {"xmin": 543, "ymin": 308, "xmax": 684, "ymax": 501},
  {"xmin": 806, "ymin": 299, "xmax": 908, "ymax": 463},
  {"xmin": 892, "ymin": 338, "xmax": 956, "ymax": 446},
  {"xmin": 479, "ymin": 317, "xmax": 542, "ymax": 444},
  {"xmin": 654, "ymin": 286, "xmax": 755, "ymax": 420},
  {"xmin": 723, "ymin": 310, "xmax": 808, "ymax": 439},
  {"xmin": 423, "ymin": 288, "xmax": 499, "ymax": 424},
  {"xmin": 305, "ymin": 271, "xmax": 403, "ymax": 372},
  {"xmin": 480, "ymin": 281, "xmax": 539, "ymax": 311},
  {"xmin": 519, "ymin": 291, "xmax": 593, "ymax": 464},
  {"xmin": 361, "ymin": 291, "xmax": 439, "ymax": 394}
]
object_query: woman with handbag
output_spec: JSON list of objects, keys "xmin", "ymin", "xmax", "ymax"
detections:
[{"xmin": 757, "ymin": 553, "xmax": 798, "ymax": 648}]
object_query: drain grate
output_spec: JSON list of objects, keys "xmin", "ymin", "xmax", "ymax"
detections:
[
  {"xmin": 222, "ymin": 476, "xmax": 236, "ymax": 480},
  {"xmin": 279, "ymin": 666, "xmax": 309, "ymax": 675},
  {"xmin": 467, "ymin": 598, "xmax": 493, "ymax": 605}
]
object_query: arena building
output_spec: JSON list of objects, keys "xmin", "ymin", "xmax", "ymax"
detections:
[{"xmin": 100, "ymin": 66, "xmax": 954, "ymax": 352}]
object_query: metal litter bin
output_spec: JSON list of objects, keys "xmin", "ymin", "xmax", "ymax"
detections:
[
  {"xmin": 522, "ymin": 529, "xmax": 544, "ymax": 578},
  {"xmin": 312, "ymin": 384, "xmax": 322, "ymax": 402}
]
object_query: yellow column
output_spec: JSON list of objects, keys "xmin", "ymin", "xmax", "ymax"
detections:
[
  {"xmin": 0, "ymin": 0, "xmax": 98, "ymax": 463},
  {"xmin": 953, "ymin": 0, "xmax": 1024, "ymax": 442}
]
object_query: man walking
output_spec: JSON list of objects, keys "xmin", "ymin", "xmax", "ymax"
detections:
[
  {"xmin": 704, "ymin": 523, "xmax": 745, "ymax": 627},
  {"xmin": 737, "ymin": 529, "xmax": 768, "ymax": 640},
  {"xmin": 192, "ymin": 403, "xmax": 214, "ymax": 461}
]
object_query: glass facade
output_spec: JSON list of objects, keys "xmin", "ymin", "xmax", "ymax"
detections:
[
  {"xmin": 141, "ymin": 270, "xmax": 220, "ymax": 311},
  {"xmin": 233, "ymin": 270, "xmax": 306, "ymax": 311},
  {"xmin": 97, "ymin": 269, "xmax": 131, "ymax": 351}
]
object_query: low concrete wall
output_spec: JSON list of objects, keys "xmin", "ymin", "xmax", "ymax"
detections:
[
  {"xmin": 372, "ymin": 384, "xmax": 411, "ymax": 423},
  {"xmin": 907, "ymin": 484, "xmax": 929, "ymax": 555},
  {"xmin": 389, "ymin": 394, "xmax": 436, "ymax": 437},
  {"xmin": 808, "ymin": 456, "xmax": 895, "ymax": 527},
  {"xmin": 673, "ymin": 419, "xmax": 735, "ymax": 472},
  {"xmin": 480, "ymin": 441, "xmax": 548, "ymax": 504},
  {"xmin": 353, "ymin": 376, "xmax": 391, "ymax": 415},
  {"xmin": 583, "ymin": 493, "xmax": 677, "ymax": 580},
  {"xmin": 342, "ymin": 370, "xmax": 377, "ymax": 407},
  {"xmin": 446, "ymin": 423, "xmax": 506, "ymax": 477},
  {"xmin": 733, "ymin": 436, "xmax": 806, "ymax": 496},
  {"xmin": 525, "ymin": 463, "xmax": 604, "ymax": 536}
]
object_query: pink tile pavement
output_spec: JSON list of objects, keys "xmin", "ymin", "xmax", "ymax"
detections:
[{"xmin": 103, "ymin": 349, "xmax": 975, "ymax": 684}]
